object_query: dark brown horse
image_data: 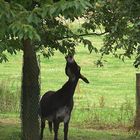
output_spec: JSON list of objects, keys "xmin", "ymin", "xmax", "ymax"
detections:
[{"xmin": 39, "ymin": 55, "xmax": 89, "ymax": 140}]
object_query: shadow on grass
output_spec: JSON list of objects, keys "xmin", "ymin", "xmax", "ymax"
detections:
[{"xmin": 0, "ymin": 123, "xmax": 140, "ymax": 140}]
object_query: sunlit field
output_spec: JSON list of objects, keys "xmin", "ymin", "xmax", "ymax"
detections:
[{"xmin": 0, "ymin": 36, "xmax": 140, "ymax": 139}]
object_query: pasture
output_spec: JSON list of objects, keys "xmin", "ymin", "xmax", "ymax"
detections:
[
  {"xmin": 0, "ymin": 119, "xmax": 140, "ymax": 140},
  {"xmin": 0, "ymin": 36, "xmax": 140, "ymax": 139}
]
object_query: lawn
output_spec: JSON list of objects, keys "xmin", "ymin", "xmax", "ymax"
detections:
[
  {"xmin": 0, "ymin": 35, "xmax": 139, "ymax": 139},
  {"xmin": 0, "ymin": 119, "xmax": 140, "ymax": 140}
]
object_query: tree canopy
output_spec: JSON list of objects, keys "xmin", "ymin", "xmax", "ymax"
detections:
[
  {"xmin": 1, "ymin": 0, "xmax": 140, "ymax": 67},
  {"xmin": 0, "ymin": 0, "xmax": 93, "ymax": 62},
  {"xmin": 82, "ymin": 0, "xmax": 140, "ymax": 67}
]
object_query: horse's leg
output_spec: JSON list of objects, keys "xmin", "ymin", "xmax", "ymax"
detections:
[
  {"xmin": 64, "ymin": 122, "xmax": 69, "ymax": 140},
  {"xmin": 53, "ymin": 121, "xmax": 59, "ymax": 140},
  {"xmin": 40, "ymin": 119, "xmax": 45, "ymax": 140}
]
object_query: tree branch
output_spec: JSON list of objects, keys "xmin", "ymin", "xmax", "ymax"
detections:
[
  {"xmin": 60, "ymin": 31, "xmax": 107, "ymax": 40},
  {"xmin": 78, "ymin": 32, "xmax": 107, "ymax": 37}
]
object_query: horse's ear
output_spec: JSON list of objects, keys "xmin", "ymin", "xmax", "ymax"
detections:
[{"xmin": 80, "ymin": 74, "xmax": 89, "ymax": 83}]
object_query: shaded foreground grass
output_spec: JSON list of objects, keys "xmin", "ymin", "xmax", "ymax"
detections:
[{"xmin": 0, "ymin": 119, "xmax": 140, "ymax": 140}]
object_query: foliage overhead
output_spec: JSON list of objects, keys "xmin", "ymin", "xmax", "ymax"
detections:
[
  {"xmin": 1, "ymin": 0, "xmax": 140, "ymax": 67},
  {"xmin": 81, "ymin": 0, "xmax": 140, "ymax": 67},
  {"xmin": 0, "ymin": 0, "xmax": 93, "ymax": 62}
]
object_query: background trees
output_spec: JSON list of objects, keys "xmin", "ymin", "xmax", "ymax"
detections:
[{"xmin": 82, "ymin": 0, "xmax": 140, "ymax": 67}]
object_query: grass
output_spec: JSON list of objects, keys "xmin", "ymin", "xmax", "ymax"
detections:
[
  {"xmin": 0, "ymin": 35, "xmax": 140, "ymax": 139},
  {"xmin": 0, "ymin": 80, "xmax": 20, "ymax": 113},
  {"xmin": 0, "ymin": 120, "xmax": 140, "ymax": 140}
]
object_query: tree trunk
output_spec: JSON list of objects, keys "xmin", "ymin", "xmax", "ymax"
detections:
[
  {"xmin": 21, "ymin": 39, "xmax": 40, "ymax": 140},
  {"xmin": 134, "ymin": 73, "xmax": 140, "ymax": 130}
]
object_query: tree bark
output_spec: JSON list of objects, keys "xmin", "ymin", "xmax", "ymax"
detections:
[
  {"xmin": 21, "ymin": 39, "xmax": 40, "ymax": 140},
  {"xmin": 134, "ymin": 73, "xmax": 140, "ymax": 130}
]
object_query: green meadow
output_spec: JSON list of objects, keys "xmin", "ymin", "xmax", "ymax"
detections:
[
  {"xmin": 0, "ymin": 36, "xmax": 140, "ymax": 139},
  {"xmin": 1, "ymin": 120, "xmax": 140, "ymax": 140}
]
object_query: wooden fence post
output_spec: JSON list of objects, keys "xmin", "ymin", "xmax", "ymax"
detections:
[{"xmin": 134, "ymin": 73, "xmax": 140, "ymax": 130}]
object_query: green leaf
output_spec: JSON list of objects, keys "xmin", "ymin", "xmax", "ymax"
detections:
[{"xmin": 0, "ymin": 53, "xmax": 8, "ymax": 63}]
